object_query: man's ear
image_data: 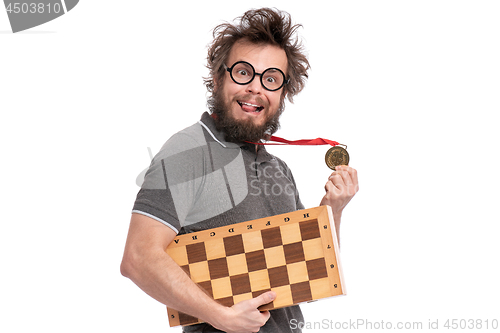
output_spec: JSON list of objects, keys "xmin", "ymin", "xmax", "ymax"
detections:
[
  {"xmin": 214, "ymin": 73, "xmax": 228, "ymax": 93},
  {"xmin": 213, "ymin": 74, "xmax": 224, "ymax": 93},
  {"xmin": 213, "ymin": 77, "xmax": 219, "ymax": 92}
]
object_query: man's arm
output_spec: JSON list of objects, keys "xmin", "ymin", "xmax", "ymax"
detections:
[
  {"xmin": 120, "ymin": 213, "xmax": 275, "ymax": 333},
  {"xmin": 319, "ymin": 165, "xmax": 359, "ymax": 244}
]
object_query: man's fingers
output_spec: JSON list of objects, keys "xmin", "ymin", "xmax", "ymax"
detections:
[
  {"xmin": 348, "ymin": 166, "xmax": 359, "ymax": 187},
  {"xmin": 260, "ymin": 310, "xmax": 271, "ymax": 323},
  {"xmin": 336, "ymin": 166, "xmax": 358, "ymax": 185},
  {"xmin": 333, "ymin": 166, "xmax": 359, "ymax": 191},
  {"xmin": 321, "ymin": 166, "xmax": 359, "ymax": 214},
  {"xmin": 327, "ymin": 172, "xmax": 345, "ymax": 190},
  {"xmin": 226, "ymin": 292, "xmax": 275, "ymax": 331}
]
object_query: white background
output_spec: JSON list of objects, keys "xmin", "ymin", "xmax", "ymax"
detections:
[{"xmin": 1, "ymin": 1, "xmax": 499, "ymax": 332}]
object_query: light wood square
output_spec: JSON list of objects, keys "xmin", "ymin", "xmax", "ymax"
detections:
[
  {"xmin": 310, "ymin": 277, "xmax": 332, "ymax": 300},
  {"xmin": 280, "ymin": 223, "xmax": 302, "ymax": 245},
  {"xmin": 205, "ymin": 238, "xmax": 226, "ymax": 260},
  {"xmin": 271, "ymin": 285, "xmax": 292, "ymax": 308},
  {"xmin": 227, "ymin": 253, "xmax": 248, "ymax": 275},
  {"xmin": 287, "ymin": 261, "xmax": 309, "ymax": 284},
  {"xmin": 189, "ymin": 261, "xmax": 210, "ymax": 283},
  {"xmin": 233, "ymin": 292, "xmax": 253, "ymax": 304},
  {"xmin": 242, "ymin": 230, "xmax": 264, "ymax": 252},
  {"xmin": 264, "ymin": 246, "xmax": 286, "ymax": 268},
  {"xmin": 303, "ymin": 238, "xmax": 324, "ymax": 261},
  {"xmin": 212, "ymin": 277, "xmax": 232, "ymax": 299},
  {"xmin": 166, "ymin": 246, "xmax": 188, "ymax": 266},
  {"xmin": 249, "ymin": 269, "xmax": 271, "ymax": 291}
]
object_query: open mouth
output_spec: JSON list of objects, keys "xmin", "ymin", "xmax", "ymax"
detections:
[{"xmin": 238, "ymin": 101, "xmax": 264, "ymax": 113}]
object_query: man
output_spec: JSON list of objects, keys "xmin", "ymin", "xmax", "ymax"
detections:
[{"xmin": 121, "ymin": 8, "xmax": 358, "ymax": 333}]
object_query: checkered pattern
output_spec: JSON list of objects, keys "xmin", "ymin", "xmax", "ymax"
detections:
[{"xmin": 168, "ymin": 219, "xmax": 331, "ymax": 326}]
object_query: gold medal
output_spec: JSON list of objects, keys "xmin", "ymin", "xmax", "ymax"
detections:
[
  {"xmin": 251, "ymin": 136, "xmax": 348, "ymax": 170},
  {"xmin": 325, "ymin": 145, "xmax": 349, "ymax": 170}
]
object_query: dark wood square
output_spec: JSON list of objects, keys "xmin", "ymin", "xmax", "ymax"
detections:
[
  {"xmin": 178, "ymin": 312, "xmax": 198, "ymax": 326},
  {"xmin": 216, "ymin": 296, "xmax": 234, "ymax": 307},
  {"xmin": 268, "ymin": 265, "xmax": 289, "ymax": 288},
  {"xmin": 230, "ymin": 273, "xmax": 252, "ymax": 295},
  {"xmin": 180, "ymin": 265, "xmax": 190, "ymax": 277},
  {"xmin": 208, "ymin": 257, "xmax": 229, "ymax": 280},
  {"xmin": 186, "ymin": 243, "xmax": 207, "ymax": 264},
  {"xmin": 198, "ymin": 280, "xmax": 213, "ymax": 298},
  {"xmin": 245, "ymin": 250, "xmax": 267, "ymax": 272},
  {"xmin": 299, "ymin": 219, "xmax": 320, "ymax": 241},
  {"xmin": 261, "ymin": 227, "xmax": 282, "ymax": 248},
  {"xmin": 291, "ymin": 281, "xmax": 313, "ymax": 303},
  {"xmin": 283, "ymin": 242, "xmax": 305, "ymax": 264},
  {"xmin": 306, "ymin": 258, "xmax": 328, "ymax": 280},
  {"xmin": 223, "ymin": 234, "xmax": 245, "ymax": 256}
]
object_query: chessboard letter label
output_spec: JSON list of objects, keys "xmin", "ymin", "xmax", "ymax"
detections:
[{"xmin": 317, "ymin": 205, "xmax": 346, "ymax": 296}]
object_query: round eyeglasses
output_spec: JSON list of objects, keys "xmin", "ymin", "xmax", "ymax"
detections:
[{"xmin": 225, "ymin": 61, "xmax": 289, "ymax": 92}]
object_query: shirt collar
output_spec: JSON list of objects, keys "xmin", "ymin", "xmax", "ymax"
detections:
[{"xmin": 199, "ymin": 112, "xmax": 273, "ymax": 162}]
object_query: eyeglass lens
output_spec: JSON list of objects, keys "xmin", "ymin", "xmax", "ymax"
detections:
[{"xmin": 230, "ymin": 62, "xmax": 285, "ymax": 91}]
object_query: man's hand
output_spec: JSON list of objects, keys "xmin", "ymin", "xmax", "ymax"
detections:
[
  {"xmin": 320, "ymin": 165, "xmax": 359, "ymax": 219},
  {"xmin": 211, "ymin": 291, "xmax": 276, "ymax": 333}
]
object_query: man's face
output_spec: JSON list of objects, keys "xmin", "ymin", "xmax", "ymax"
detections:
[{"xmin": 213, "ymin": 41, "xmax": 288, "ymax": 142}]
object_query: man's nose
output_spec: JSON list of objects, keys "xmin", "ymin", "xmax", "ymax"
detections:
[{"xmin": 245, "ymin": 75, "xmax": 263, "ymax": 94}]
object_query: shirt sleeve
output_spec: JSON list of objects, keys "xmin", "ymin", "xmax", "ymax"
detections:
[{"xmin": 132, "ymin": 132, "xmax": 207, "ymax": 234}]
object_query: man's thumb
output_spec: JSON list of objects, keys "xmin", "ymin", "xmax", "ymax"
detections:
[{"xmin": 254, "ymin": 291, "xmax": 276, "ymax": 307}]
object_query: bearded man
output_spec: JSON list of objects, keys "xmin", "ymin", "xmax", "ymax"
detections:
[{"xmin": 121, "ymin": 8, "xmax": 358, "ymax": 333}]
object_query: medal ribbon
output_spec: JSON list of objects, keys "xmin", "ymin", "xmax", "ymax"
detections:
[{"xmin": 252, "ymin": 136, "xmax": 340, "ymax": 147}]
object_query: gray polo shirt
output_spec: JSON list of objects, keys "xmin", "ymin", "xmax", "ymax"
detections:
[{"xmin": 133, "ymin": 112, "xmax": 304, "ymax": 332}]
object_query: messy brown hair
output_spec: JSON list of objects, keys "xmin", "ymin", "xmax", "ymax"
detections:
[{"xmin": 205, "ymin": 8, "xmax": 310, "ymax": 103}]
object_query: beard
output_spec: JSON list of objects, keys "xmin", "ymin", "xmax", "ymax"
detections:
[{"xmin": 208, "ymin": 89, "xmax": 285, "ymax": 144}]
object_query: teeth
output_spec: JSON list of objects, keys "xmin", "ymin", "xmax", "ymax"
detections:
[
  {"xmin": 239, "ymin": 101, "xmax": 263, "ymax": 113},
  {"xmin": 242, "ymin": 102, "xmax": 259, "ymax": 108}
]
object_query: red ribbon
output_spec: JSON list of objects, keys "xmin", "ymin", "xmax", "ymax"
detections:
[{"xmin": 252, "ymin": 136, "xmax": 340, "ymax": 147}]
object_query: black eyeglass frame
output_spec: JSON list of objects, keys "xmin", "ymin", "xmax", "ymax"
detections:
[{"xmin": 225, "ymin": 61, "xmax": 289, "ymax": 92}]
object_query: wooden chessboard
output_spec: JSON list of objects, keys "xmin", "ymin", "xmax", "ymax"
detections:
[{"xmin": 165, "ymin": 205, "xmax": 345, "ymax": 327}]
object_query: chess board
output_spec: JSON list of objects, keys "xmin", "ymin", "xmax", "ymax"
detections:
[{"xmin": 165, "ymin": 205, "xmax": 345, "ymax": 327}]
